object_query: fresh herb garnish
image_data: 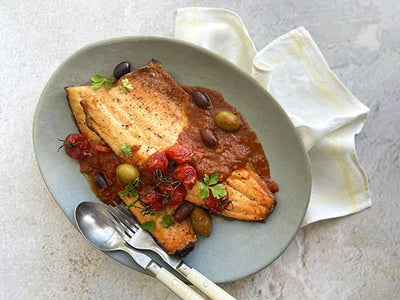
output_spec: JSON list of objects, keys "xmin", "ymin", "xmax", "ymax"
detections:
[
  {"xmin": 119, "ymin": 142, "xmax": 132, "ymax": 157},
  {"xmin": 161, "ymin": 214, "xmax": 175, "ymax": 228},
  {"xmin": 204, "ymin": 172, "xmax": 218, "ymax": 185},
  {"xmin": 118, "ymin": 182, "xmax": 139, "ymax": 199},
  {"xmin": 141, "ymin": 220, "xmax": 156, "ymax": 232},
  {"xmin": 126, "ymin": 166, "xmax": 181, "ymax": 215},
  {"xmin": 198, "ymin": 182, "xmax": 210, "ymax": 199},
  {"xmin": 91, "ymin": 74, "xmax": 114, "ymax": 90},
  {"xmin": 120, "ymin": 78, "xmax": 133, "ymax": 93},
  {"xmin": 198, "ymin": 172, "xmax": 227, "ymax": 199},
  {"xmin": 209, "ymin": 184, "xmax": 227, "ymax": 199}
]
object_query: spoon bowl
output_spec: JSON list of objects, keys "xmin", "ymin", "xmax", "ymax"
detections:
[
  {"xmin": 74, "ymin": 201, "xmax": 124, "ymax": 252},
  {"xmin": 73, "ymin": 201, "xmax": 208, "ymax": 300}
]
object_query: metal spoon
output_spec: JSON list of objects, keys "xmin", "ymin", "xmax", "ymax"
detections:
[{"xmin": 74, "ymin": 202, "xmax": 205, "ymax": 300}]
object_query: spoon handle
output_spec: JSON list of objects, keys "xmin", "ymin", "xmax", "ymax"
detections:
[{"xmin": 146, "ymin": 261, "xmax": 206, "ymax": 300}]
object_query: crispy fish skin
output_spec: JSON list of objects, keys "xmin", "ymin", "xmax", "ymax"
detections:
[
  {"xmin": 67, "ymin": 60, "xmax": 274, "ymax": 223},
  {"xmin": 186, "ymin": 166, "xmax": 275, "ymax": 221},
  {"xmin": 122, "ymin": 197, "xmax": 196, "ymax": 256},
  {"xmin": 80, "ymin": 60, "xmax": 190, "ymax": 167},
  {"xmin": 65, "ymin": 85, "xmax": 105, "ymax": 142}
]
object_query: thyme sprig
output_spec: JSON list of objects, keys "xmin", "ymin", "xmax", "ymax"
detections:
[
  {"xmin": 215, "ymin": 197, "xmax": 233, "ymax": 215},
  {"xmin": 123, "ymin": 162, "xmax": 181, "ymax": 215}
]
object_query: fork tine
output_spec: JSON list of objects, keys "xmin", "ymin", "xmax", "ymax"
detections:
[
  {"xmin": 108, "ymin": 207, "xmax": 135, "ymax": 237},
  {"xmin": 113, "ymin": 201, "xmax": 137, "ymax": 219},
  {"xmin": 110, "ymin": 202, "xmax": 137, "ymax": 226},
  {"xmin": 106, "ymin": 214, "xmax": 130, "ymax": 240},
  {"xmin": 118, "ymin": 203, "xmax": 141, "ymax": 225},
  {"xmin": 112, "ymin": 201, "xmax": 141, "ymax": 230},
  {"xmin": 109, "ymin": 203, "xmax": 139, "ymax": 235}
]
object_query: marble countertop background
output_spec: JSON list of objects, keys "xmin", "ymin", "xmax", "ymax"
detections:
[{"xmin": 1, "ymin": 1, "xmax": 399, "ymax": 299}]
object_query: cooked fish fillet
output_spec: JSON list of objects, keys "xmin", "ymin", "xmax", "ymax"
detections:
[
  {"xmin": 80, "ymin": 60, "xmax": 190, "ymax": 167},
  {"xmin": 186, "ymin": 165, "xmax": 274, "ymax": 220},
  {"xmin": 68, "ymin": 60, "xmax": 274, "ymax": 225},
  {"xmin": 122, "ymin": 197, "xmax": 196, "ymax": 256},
  {"xmin": 65, "ymin": 85, "xmax": 104, "ymax": 142}
]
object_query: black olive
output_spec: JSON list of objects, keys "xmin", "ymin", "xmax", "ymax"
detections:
[
  {"xmin": 94, "ymin": 172, "xmax": 107, "ymax": 189},
  {"xmin": 200, "ymin": 128, "xmax": 218, "ymax": 149},
  {"xmin": 192, "ymin": 90, "xmax": 211, "ymax": 109},
  {"xmin": 174, "ymin": 202, "xmax": 195, "ymax": 222},
  {"xmin": 113, "ymin": 61, "xmax": 132, "ymax": 80}
]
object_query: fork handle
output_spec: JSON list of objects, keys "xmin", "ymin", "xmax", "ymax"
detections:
[
  {"xmin": 147, "ymin": 262, "xmax": 206, "ymax": 300},
  {"xmin": 178, "ymin": 263, "xmax": 237, "ymax": 300}
]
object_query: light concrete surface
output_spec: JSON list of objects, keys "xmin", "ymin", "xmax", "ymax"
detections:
[{"xmin": 0, "ymin": 0, "xmax": 399, "ymax": 299}]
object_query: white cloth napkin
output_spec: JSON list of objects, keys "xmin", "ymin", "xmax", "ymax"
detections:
[{"xmin": 175, "ymin": 7, "xmax": 371, "ymax": 226}]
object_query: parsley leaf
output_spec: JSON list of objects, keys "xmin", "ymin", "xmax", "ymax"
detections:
[
  {"xmin": 198, "ymin": 172, "xmax": 226, "ymax": 199},
  {"xmin": 141, "ymin": 220, "xmax": 156, "ymax": 232},
  {"xmin": 122, "ymin": 78, "xmax": 133, "ymax": 92},
  {"xmin": 161, "ymin": 214, "xmax": 175, "ymax": 228},
  {"xmin": 91, "ymin": 74, "xmax": 105, "ymax": 82},
  {"xmin": 204, "ymin": 172, "xmax": 218, "ymax": 185},
  {"xmin": 209, "ymin": 184, "xmax": 227, "ymax": 199},
  {"xmin": 198, "ymin": 182, "xmax": 210, "ymax": 199},
  {"xmin": 119, "ymin": 190, "xmax": 128, "ymax": 199},
  {"xmin": 105, "ymin": 79, "xmax": 114, "ymax": 90},
  {"xmin": 119, "ymin": 142, "xmax": 132, "ymax": 157},
  {"xmin": 120, "ymin": 79, "xmax": 133, "ymax": 94},
  {"xmin": 90, "ymin": 74, "xmax": 114, "ymax": 90},
  {"xmin": 118, "ymin": 183, "xmax": 138, "ymax": 199},
  {"xmin": 91, "ymin": 81, "xmax": 104, "ymax": 90},
  {"xmin": 150, "ymin": 212, "xmax": 160, "ymax": 218}
]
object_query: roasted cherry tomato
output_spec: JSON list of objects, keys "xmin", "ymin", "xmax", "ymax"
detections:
[
  {"xmin": 141, "ymin": 193, "xmax": 164, "ymax": 211},
  {"xmin": 158, "ymin": 182, "xmax": 186, "ymax": 206},
  {"xmin": 62, "ymin": 134, "xmax": 90, "ymax": 160},
  {"xmin": 147, "ymin": 151, "xmax": 169, "ymax": 173},
  {"xmin": 169, "ymin": 184, "xmax": 187, "ymax": 206},
  {"xmin": 172, "ymin": 164, "xmax": 197, "ymax": 189},
  {"xmin": 204, "ymin": 194, "xmax": 230, "ymax": 213},
  {"xmin": 166, "ymin": 145, "xmax": 193, "ymax": 164}
]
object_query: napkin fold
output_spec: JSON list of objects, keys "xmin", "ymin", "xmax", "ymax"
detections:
[{"xmin": 175, "ymin": 7, "xmax": 371, "ymax": 226}]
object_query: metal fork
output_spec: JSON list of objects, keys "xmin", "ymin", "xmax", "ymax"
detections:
[
  {"xmin": 109, "ymin": 202, "xmax": 237, "ymax": 300},
  {"xmin": 103, "ymin": 208, "xmax": 206, "ymax": 300},
  {"xmin": 109, "ymin": 201, "xmax": 182, "ymax": 268}
]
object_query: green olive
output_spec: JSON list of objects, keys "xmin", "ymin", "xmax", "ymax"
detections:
[
  {"xmin": 190, "ymin": 207, "xmax": 212, "ymax": 237},
  {"xmin": 214, "ymin": 111, "xmax": 241, "ymax": 131},
  {"xmin": 116, "ymin": 164, "xmax": 140, "ymax": 183}
]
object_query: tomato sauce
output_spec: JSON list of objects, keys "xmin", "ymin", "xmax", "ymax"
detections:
[
  {"xmin": 79, "ymin": 142, "xmax": 124, "ymax": 205},
  {"xmin": 78, "ymin": 143, "xmax": 164, "ymax": 205},
  {"xmin": 179, "ymin": 86, "xmax": 271, "ymax": 183}
]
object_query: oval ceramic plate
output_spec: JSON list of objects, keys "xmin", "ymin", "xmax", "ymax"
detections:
[{"xmin": 33, "ymin": 37, "xmax": 311, "ymax": 284}]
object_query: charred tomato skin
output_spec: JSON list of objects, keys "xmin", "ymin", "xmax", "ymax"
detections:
[
  {"xmin": 172, "ymin": 164, "xmax": 197, "ymax": 190},
  {"xmin": 166, "ymin": 145, "xmax": 193, "ymax": 164},
  {"xmin": 147, "ymin": 151, "xmax": 169, "ymax": 173},
  {"xmin": 204, "ymin": 193, "xmax": 230, "ymax": 213},
  {"xmin": 169, "ymin": 184, "xmax": 187, "ymax": 206},
  {"xmin": 141, "ymin": 193, "xmax": 164, "ymax": 211},
  {"xmin": 158, "ymin": 182, "xmax": 187, "ymax": 207},
  {"xmin": 63, "ymin": 134, "xmax": 90, "ymax": 160}
]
